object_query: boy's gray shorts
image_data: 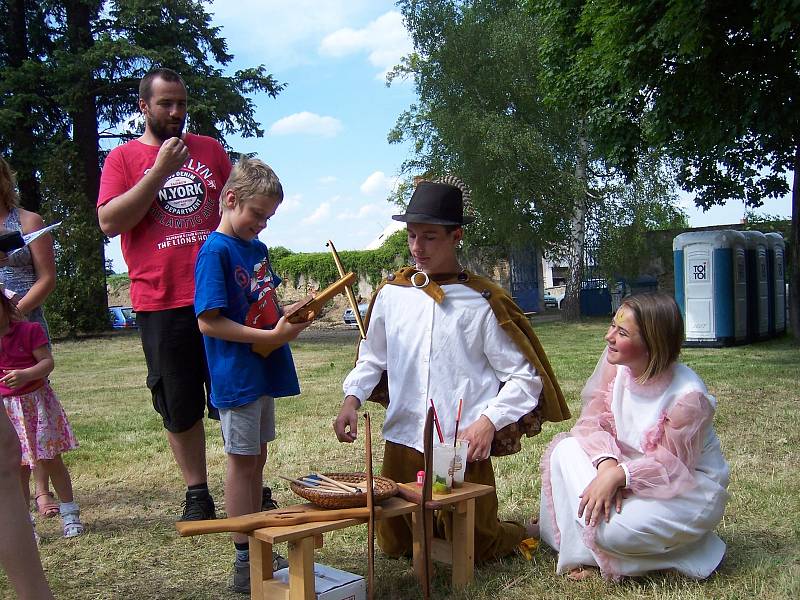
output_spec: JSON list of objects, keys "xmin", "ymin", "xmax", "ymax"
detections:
[{"xmin": 219, "ymin": 396, "xmax": 276, "ymax": 455}]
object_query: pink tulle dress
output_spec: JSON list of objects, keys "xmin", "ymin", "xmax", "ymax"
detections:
[
  {"xmin": 1, "ymin": 320, "xmax": 77, "ymax": 467},
  {"xmin": 539, "ymin": 350, "xmax": 729, "ymax": 580}
]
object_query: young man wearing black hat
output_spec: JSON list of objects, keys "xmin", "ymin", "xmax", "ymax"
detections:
[{"xmin": 333, "ymin": 180, "xmax": 569, "ymax": 562}]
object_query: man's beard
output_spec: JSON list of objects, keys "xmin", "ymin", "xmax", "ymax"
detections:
[{"xmin": 148, "ymin": 114, "xmax": 185, "ymax": 143}]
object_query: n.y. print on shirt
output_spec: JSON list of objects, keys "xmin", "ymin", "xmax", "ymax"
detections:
[
  {"xmin": 148, "ymin": 158, "xmax": 219, "ymax": 249},
  {"xmin": 245, "ymin": 257, "xmax": 281, "ymax": 330}
]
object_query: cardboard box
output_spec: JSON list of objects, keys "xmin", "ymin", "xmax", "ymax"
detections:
[{"xmin": 273, "ymin": 563, "xmax": 366, "ymax": 600}]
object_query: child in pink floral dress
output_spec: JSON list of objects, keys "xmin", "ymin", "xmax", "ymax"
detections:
[{"xmin": 0, "ymin": 285, "xmax": 83, "ymax": 538}]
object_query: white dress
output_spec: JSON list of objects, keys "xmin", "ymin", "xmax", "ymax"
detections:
[{"xmin": 539, "ymin": 352, "xmax": 729, "ymax": 580}]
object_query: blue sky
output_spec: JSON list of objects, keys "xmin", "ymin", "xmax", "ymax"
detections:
[{"xmin": 104, "ymin": 0, "xmax": 792, "ymax": 272}]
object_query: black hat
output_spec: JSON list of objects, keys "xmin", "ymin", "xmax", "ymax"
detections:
[{"xmin": 392, "ymin": 182, "xmax": 475, "ymax": 226}]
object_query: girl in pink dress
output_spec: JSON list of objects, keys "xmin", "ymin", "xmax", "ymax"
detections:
[
  {"xmin": 538, "ymin": 293, "xmax": 729, "ymax": 581},
  {"xmin": 0, "ymin": 285, "xmax": 83, "ymax": 538}
]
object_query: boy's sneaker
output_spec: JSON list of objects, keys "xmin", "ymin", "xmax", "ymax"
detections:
[
  {"xmin": 229, "ymin": 561, "xmax": 250, "ymax": 594},
  {"xmin": 261, "ymin": 486, "xmax": 279, "ymax": 511},
  {"xmin": 180, "ymin": 490, "xmax": 216, "ymax": 521},
  {"xmin": 272, "ymin": 552, "xmax": 288, "ymax": 571}
]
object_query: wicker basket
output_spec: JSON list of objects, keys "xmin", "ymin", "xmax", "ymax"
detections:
[{"xmin": 290, "ymin": 472, "xmax": 398, "ymax": 509}]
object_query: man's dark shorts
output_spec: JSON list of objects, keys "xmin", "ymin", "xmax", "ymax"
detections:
[{"xmin": 138, "ymin": 306, "xmax": 218, "ymax": 433}]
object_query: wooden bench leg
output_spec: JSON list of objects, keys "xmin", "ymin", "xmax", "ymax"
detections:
[
  {"xmin": 288, "ymin": 536, "xmax": 315, "ymax": 600},
  {"xmin": 451, "ymin": 498, "xmax": 475, "ymax": 588},
  {"xmin": 249, "ymin": 536, "xmax": 274, "ymax": 598}
]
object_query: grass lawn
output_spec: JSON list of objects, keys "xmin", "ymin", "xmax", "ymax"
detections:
[{"xmin": 2, "ymin": 320, "xmax": 799, "ymax": 599}]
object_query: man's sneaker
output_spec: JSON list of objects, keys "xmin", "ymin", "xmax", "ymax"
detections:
[
  {"xmin": 272, "ymin": 552, "xmax": 288, "ymax": 571},
  {"xmin": 229, "ymin": 561, "xmax": 250, "ymax": 594},
  {"xmin": 261, "ymin": 486, "xmax": 279, "ymax": 511},
  {"xmin": 180, "ymin": 490, "xmax": 216, "ymax": 521}
]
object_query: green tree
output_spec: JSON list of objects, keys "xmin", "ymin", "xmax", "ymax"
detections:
[
  {"xmin": 391, "ymin": 0, "xmax": 683, "ymax": 318},
  {"xmin": 0, "ymin": 0, "xmax": 283, "ymax": 335},
  {"xmin": 536, "ymin": 0, "xmax": 800, "ymax": 338}
]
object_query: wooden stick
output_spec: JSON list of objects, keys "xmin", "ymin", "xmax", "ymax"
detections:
[
  {"xmin": 365, "ymin": 413, "xmax": 375, "ymax": 600},
  {"xmin": 176, "ymin": 506, "xmax": 380, "ymax": 537},
  {"xmin": 313, "ymin": 472, "xmax": 361, "ymax": 493},
  {"xmin": 327, "ymin": 240, "xmax": 367, "ymax": 339},
  {"xmin": 298, "ymin": 478, "xmax": 350, "ymax": 494}
]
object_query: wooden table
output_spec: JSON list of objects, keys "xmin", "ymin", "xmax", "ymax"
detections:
[{"xmin": 247, "ymin": 481, "xmax": 494, "ymax": 599}]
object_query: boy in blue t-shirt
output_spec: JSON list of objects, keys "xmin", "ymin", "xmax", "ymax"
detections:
[{"xmin": 194, "ymin": 157, "xmax": 310, "ymax": 593}]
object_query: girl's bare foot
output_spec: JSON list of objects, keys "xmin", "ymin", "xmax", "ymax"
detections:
[
  {"xmin": 567, "ymin": 566, "xmax": 599, "ymax": 581},
  {"xmin": 525, "ymin": 516, "xmax": 540, "ymax": 539}
]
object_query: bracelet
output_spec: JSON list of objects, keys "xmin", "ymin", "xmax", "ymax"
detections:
[{"xmin": 595, "ymin": 456, "xmax": 617, "ymax": 468}]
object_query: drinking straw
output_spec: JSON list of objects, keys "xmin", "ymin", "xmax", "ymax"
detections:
[
  {"xmin": 429, "ymin": 399, "xmax": 445, "ymax": 443},
  {"xmin": 453, "ymin": 398, "xmax": 463, "ymax": 447}
]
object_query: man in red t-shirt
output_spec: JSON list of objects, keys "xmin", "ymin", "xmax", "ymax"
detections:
[{"xmin": 98, "ymin": 68, "xmax": 231, "ymax": 521}]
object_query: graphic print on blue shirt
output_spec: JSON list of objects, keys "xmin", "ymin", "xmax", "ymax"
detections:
[{"xmin": 245, "ymin": 258, "xmax": 281, "ymax": 329}]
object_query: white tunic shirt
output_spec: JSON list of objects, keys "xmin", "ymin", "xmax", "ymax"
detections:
[{"xmin": 343, "ymin": 282, "xmax": 542, "ymax": 453}]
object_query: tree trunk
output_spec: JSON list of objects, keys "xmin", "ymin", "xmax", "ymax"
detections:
[
  {"xmin": 65, "ymin": 0, "xmax": 108, "ymax": 318},
  {"xmin": 563, "ymin": 129, "xmax": 589, "ymax": 322},
  {"xmin": 790, "ymin": 144, "xmax": 799, "ymax": 342},
  {"xmin": 6, "ymin": 0, "xmax": 43, "ymax": 212}
]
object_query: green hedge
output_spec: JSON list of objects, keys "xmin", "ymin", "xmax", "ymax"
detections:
[{"xmin": 272, "ymin": 230, "xmax": 410, "ymax": 292}]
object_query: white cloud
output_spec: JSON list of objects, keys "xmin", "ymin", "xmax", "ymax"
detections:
[
  {"xmin": 319, "ymin": 175, "xmax": 338, "ymax": 185},
  {"xmin": 302, "ymin": 202, "xmax": 332, "ymax": 225},
  {"xmin": 360, "ymin": 171, "xmax": 400, "ymax": 196},
  {"xmin": 210, "ymin": 0, "xmax": 375, "ymax": 69},
  {"xmin": 337, "ymin": 203, "xmax": 388, "ymax": 221},
  {"xmin": 279, "ymin": 193, "xmax": 302, "ymax": 212},
  {"xmin": 320, "ymin": 11, "xmax": 413, "ymax": 78},
  {"xmin": 269, "ymin": 112, "xmax": 343, "ymax": 137}
]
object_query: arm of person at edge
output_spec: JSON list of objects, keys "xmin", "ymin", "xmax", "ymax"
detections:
[
  {"xmin": 0, "ymin": 345, "xmax": 54, "ymax": 389},
  {"xmin": 334, "ymin": 292, "xmax": 388, "ymax": 444},
  {"xmin": 198, "ymin": 301, "xmax": 312, "ymax": 347},
  {"xmin": 97, "ymin": 136, "xmax": 189, "ymax": 237},
  {"xmin": 12, "ymin": 211, "xmax": 56, "ymax": 317},
  {"xmin": 459, "ymin": 303, "xmax": 543, "ymax": 463}
]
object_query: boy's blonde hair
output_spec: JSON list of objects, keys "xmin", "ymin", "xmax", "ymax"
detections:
[
  {"xmin": 220, "ymin": 157, "xmax": 283, "ymax": 213},
  {"xmin": 0, "ymin": 157, "xmax": 21, "ymax": 212},
  {"xmin": 620, "ymin": 293, "xmax": 684, "ymax": 383}
]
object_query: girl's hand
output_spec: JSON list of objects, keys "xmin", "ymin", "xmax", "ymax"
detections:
[
  {"xmin": 578, "ymin": 462, "xmax": 627, "ymax": 526},
  {"xmin": 1, "ymin": 369, "xmax": 31, "ymax": 389}
]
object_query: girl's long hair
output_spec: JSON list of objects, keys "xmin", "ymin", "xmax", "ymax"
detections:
[
  {"xmin": 0, "ymin": 284, "xmax": 23, "ymax": 327},
  {"xmin": 0, "ymin": 157, "xmax": 21, "ymax": 212}
]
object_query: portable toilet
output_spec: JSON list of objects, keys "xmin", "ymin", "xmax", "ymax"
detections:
[
  {"xmin": 741, "ymin": 231, "xmax": 770, "ymax": 341},
  {"xmin": 673, "ymin": 230, "xmax": 746, "ymax": 346},
  {"xmin": 765, "ymin": 232, "xmax": 786, "ymax": 335}
]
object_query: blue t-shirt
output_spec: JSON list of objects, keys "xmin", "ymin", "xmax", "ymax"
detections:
[{"xmin": 194, "ymin": 231, "xmax": 300, "ymax": 409}]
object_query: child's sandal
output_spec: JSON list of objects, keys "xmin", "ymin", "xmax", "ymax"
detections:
[
  {"xmin": 35, "ymin": 491, "xmax": 60, "ymax": 518},
  {"xmin": 61, "ymin": 507, "xmax": 84, "ymax": 538}
]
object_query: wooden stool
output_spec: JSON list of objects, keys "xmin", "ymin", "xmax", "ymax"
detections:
[{"xmin": 248, "ymin": 481, "xmax": 493, "ymax": 599}]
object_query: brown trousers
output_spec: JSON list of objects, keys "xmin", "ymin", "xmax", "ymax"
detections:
[{"xmin": 377, "ymin": 441, "xmax": 526, "ymax": 564}]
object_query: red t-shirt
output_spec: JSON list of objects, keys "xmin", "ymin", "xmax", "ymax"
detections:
[
  {"xmin": 0, "ymin": 320, "xmax": 49, "ymax": 396},
  {"xmin": 97, "ymin": 134, "xmax": 232, "ymax": 311}
]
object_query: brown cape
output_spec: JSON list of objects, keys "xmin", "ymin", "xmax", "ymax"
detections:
[{"xmin": 358, "ymin": 266, "xmax": 569, "ymax": 457}]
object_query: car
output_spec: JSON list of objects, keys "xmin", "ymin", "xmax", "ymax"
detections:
[
  {"xmin": 543, "ymin": 293, "xmax": 559, "ymax": 309},
  {"xmin": 543, "ymin": 289, "xmax": 565, "ymax": 310},
  {"xmin": 108, "ymin": 306, "xmax": 137, "ymax": 329},
  {"xmin": 343, "ymin": 303, "xmax": 369, "ymax": 327}
]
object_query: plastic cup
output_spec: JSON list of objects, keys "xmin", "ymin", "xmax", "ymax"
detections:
[
  {"xmin": 432, "ymin": 443, "xmax": 455, "ymax": 494},
  {"xmin": 451, "ymin": 439, "xmax": 469, "ymax": 487}
]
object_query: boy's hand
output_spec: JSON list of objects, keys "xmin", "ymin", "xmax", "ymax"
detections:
[
  {"xmin": 1, "ymin": 369, "xmax": 31, "ymax": 389},
  {"xmin": 334, "ymin": 396, "xmax": 360, "ymax": 443},
  {"xmin": 271, "ymin": 313, "xmax": 313, "ymax": 344}
]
